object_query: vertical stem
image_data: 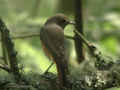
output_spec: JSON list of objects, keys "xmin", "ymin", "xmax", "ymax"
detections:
[
  {"xmin": 1, "ymin": 32, "xmax": 8, "ymax": 64},
  {"xmin": 74, "ymin": 0, "xmax": 85, "ymax": 63},
  {"xmin": 31, "ymin": 0, "xmax": 41, "ymax": 18}
]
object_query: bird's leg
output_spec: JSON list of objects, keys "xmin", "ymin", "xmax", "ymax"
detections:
[{"xmin": 44, "ymin": 62, "xmax": 54, "ymax": 74}]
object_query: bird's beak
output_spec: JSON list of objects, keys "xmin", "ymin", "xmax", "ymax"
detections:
[{"xmin": 69, "ymin": 21, "xmax": 76, "ymax": 25}]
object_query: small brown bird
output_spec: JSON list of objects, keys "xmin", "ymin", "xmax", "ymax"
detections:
[{"xmin": 40, "ymin": 14, "xmax": 75, "ymax": 88}]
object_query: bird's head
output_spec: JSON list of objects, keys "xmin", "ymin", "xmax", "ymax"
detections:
[{"xmin": 45, "ymin": 13, "xmax": 75, "ymax": 29}]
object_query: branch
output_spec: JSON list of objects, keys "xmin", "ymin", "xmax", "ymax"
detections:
[
  {"xmin": 0, "ymin": 33, "xmax": 73, "ymax": 41},
  {"xmin": 12, "ymin": 32, "xmax": 40, "ymax": 40},
  {"xmin": 0, "ymin": 19, "xmax": 21, "ymax": 82},
  {"xmin": 74, "ymin": 29, "xmax": 101, "ymax": 57},
  {"xmin": 0, "ymin": 64, "xmax": 11, "ymax": 72}
]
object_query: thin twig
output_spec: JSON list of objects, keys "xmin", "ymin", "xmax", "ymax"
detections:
[
  {"xmin": 44, "ymin": 62, "xmax": 54, "ymax": 74},
  {"xmin": 65, "ymin": 35, "xmax": 74, "ymax": 40},
  {"xmin": 0, "ymin": 33, "xmax": 40, "ymax": 42},
  {"xmin": 12, "ymin": 33, "xmax": 40, "ymax": 40}
]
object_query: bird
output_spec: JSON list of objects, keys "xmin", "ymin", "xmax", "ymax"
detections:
[{"xmin": 40, "ymin": 13, "xmax": 75, "ymax": 88}]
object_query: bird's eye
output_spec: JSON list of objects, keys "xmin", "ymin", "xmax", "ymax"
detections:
[{"xmin": 62, "ymin": 19, "xmax": 66, "ymax": 22}]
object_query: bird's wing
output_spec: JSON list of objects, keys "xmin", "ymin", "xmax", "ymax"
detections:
[{"xmin": 40, "ymin": 24, "xmax": 65, "ymax": 58}]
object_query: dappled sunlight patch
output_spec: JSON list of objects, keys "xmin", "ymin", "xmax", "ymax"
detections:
[
  {"xmin": 105, "ymin": 13, "xmax": 120, "ymax": 27},
  {"xmin": 15, "ymin": 40, "xmax": 57, "ymax": 73},
  {"xmin": 100, "ymin": 37, "xmax": 118, "ymax": 56}
]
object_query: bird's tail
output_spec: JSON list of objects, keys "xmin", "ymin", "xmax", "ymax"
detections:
[{"xmin": 54, "ymin": 57, "xmax": 69, "ymax": 88}]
